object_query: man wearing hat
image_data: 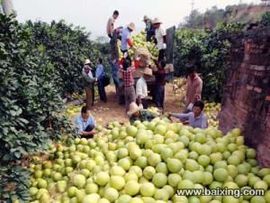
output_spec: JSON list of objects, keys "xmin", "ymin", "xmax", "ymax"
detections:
[
  {"xmin": 82, "ymin": 59, "xmax": 96, "ymax": 110},
  {"xmin": 143, "ymin": 15, "xmax": 155, "ymax": 42},
  {"xmin": 127, "ymin": 102, "xmax": 156, "ymax": 124},
  {"xmin": 136, "ymin": 68, "xmax": 153, "ymax": 109},
  {"xmin": 152, "ymin": 18, "xmax": 166, "ymax": 62},
  {"xmin": 120, "ymin": 22, "xmax": 135, "ymax": 54}
]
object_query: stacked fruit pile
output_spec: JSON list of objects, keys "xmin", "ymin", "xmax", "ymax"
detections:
[
  {"xmin": 28, "ymin": 118, "xmax": 270, "ymax": 203},
  {"xmin": 204, "ymin": 103, "xmax": 221, "ymax": 128},
  {"xmin": 65, "ymin": 105, "xmax": 83, "ymax": 118},
  {"xmin": 119, "ymin": 32, "xmax": 158, "ymax": 60}
]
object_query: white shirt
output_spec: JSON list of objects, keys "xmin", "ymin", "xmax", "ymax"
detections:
[
  {"xmin": 136, "ymin": 77, "xmax": 148, "ymax": 98},
  {"xmin": 121, "ymin": 27, "xmax": 131, "ymax": 51},
  {"xmin": 155, "ymin": 27, "xmax": 166, "ymax": 50}
]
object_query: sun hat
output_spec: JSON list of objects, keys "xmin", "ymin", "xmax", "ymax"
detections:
[
  {"xmin": 127, "ymin": 102, "xmax": 143, "ymax": 117},
  {"xmin": 127, "ymin": 22, "xmax": 135, "ymax": 31},
  {"xmin": 84, "ymin": 59, "xmax": 91, "ymax": 65},
  {"xmin": 152, "ymin": 18, "xmax": 162, "ymax": 24}
]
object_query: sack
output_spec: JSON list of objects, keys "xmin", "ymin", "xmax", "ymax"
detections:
[{"xmin": 103, "ymin": 74, "xmax": 111, "ymax": 87}]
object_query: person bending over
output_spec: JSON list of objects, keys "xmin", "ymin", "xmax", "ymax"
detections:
[{"xmin": 169, "ymin": 100, "xmax": 208, "ymax": 129}]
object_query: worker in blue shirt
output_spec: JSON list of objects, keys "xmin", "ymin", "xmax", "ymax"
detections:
[
  {"xmin": 169, "ymin": 100, "xmax": 208, "ymax": 129},
  {"xmin": 75, "ymin": 106, "xmax": 96, "ymax": 137},
  {"xmin": 96, "ymin": 58, "xmax": 107, "ymax": 102}
]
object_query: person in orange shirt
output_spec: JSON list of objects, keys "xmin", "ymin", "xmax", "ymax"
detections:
[{"xmin": 186, "ymin": 66, "xmax": 203, "ymax": 111}]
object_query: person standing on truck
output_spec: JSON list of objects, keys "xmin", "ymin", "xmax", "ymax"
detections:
[
  {"xmin": 120, "ymin": 22, "xmax": 135, "ymax": 55},
  {"xmin": 143, "ymin": 15, "xmax": 155, "ymax": 42},
  {"xmin": 152, "ymin": 18, "xmax": 166, "ymax": 62},
  {"xmin": 106, "ymin": 10, "xmax": 119, "ymax": 39}
]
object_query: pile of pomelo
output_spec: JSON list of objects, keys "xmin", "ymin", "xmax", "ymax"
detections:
[
  {"xmin": 29, "ymin": 118, "xmax": 270, "ymax": 203},
  {"xmin": 204, "ymin": 102, "xmax": 221, "ymax": 128},
  {"xmin": 119, "ymin": 32, "xmax": 158, "ymax": 60}
]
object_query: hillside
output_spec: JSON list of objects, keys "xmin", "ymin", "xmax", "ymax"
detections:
[{"xmin": 182, "ymin": 4, "xmax": 270, "ymax": 28}]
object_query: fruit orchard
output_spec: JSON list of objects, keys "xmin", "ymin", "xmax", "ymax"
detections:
[{"xmin": 0, "ymin": 10, "xmax": 270, "ymax": 203}]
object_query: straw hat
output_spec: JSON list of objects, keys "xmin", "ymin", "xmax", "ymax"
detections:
[
  {"xmin": 127, "ymin": 102, "xmax": 143, "ymax": 117},
  {"xmin": 127, "ymin": 22, "xmax": 135, "ymax": 31},
  {"xmin": 141, "ymin": 68, "xmax": 153, "ymax": 76},
  {"xmin": 84, "ymin": 59, "xmax": 91, "ymax": 65},
  {"xmin": 152, "ymin": 18, "xmax": 162, "ymax": 24}
]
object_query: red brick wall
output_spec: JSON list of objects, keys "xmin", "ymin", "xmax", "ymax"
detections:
[{"xmin": 219, "ymin": 27, "xmax": 270, "ymax": 167}]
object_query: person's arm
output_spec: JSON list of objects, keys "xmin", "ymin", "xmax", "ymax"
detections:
[
  {"xmin": 201, "ymin": 115, "xmax": 208, "ymax": 129},
  {"xmin": 80, "ymin": 130, "xmax": 96, "ymax": 136},
  {"xmin": 169, "ymin": 112, "xmax": 190, "ymax": 120},
  {"xmin": 127, "ymin": 38, "xmax": 133, "ymax": 47},
  {"xmin": 75, "ymin": 117, "xmax": 84, "ymax": 134},
  {"xmin": 88, "ymin": 71, "xmax": 96, "ymax": 83},
  {"xmin": 81, "ymin": 117, "xmax": 96, "ymax": 136}
]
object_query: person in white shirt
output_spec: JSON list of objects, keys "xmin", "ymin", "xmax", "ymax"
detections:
[
  {"xmin": 136, "ymin": 68, "xmax": 153, "ymax": 108},
  {"xmin": 152, "ymin": 18, "xmax": 166, "ymax": 62}
]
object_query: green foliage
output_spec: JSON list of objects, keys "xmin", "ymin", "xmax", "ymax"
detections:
[
  {"xmin": 23, "ymin": 20, "xmax": 110, "ymax": 96},
  {"xmin": 182, "ymin": 4, "xmax": 270, "ymax": 29},
  {"xmin": 261, "ymin": 11, "xmax": 270, "ymax": 26},
  {"xmin": 0, "ymin": 14, "xmax": 72, "ymax": 202},
  {"xmin": 0, "ymin": 166, "xmax": 30, "ymax": 202},
  {"xmin": 174, "ymin": 23, "xmax": 244, "ymax": 102},
  {"xmin": 182, "ymin": 7, "xmax": 225, "ymax": 29}
]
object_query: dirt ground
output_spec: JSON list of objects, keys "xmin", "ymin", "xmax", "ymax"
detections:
[{"xmin": 84, "ymin": 83, "xmax": 185, "ymax": 126}]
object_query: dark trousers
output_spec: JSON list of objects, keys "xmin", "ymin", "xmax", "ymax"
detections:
[
  {"xmin": 85, "ymin": 124, "xmax": 95, "ymax": 132},
  {"xmin": 158, "ymin": 49, "xmax": 166, "ymax": 62},
  {"xmin": 155, "ymin": 85, "xmax": 165, "ymax": 108},
  {"xmin": 97, "ymin": 78, "xmax": 107, "ymax": 102},
  {"xmin": 111, "ymin": 61, "xmax": 119, "ymax": 90}
]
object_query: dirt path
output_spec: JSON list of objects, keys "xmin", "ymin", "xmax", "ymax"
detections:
[{"xmin": 86, "ymin": 83, "xmax": 185, "ymax": 126}]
